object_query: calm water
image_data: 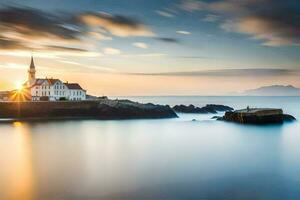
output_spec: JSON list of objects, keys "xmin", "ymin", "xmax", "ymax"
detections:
[{"xmin": 1, "ymin": 96, "xmax": 300, "ymax": 200}]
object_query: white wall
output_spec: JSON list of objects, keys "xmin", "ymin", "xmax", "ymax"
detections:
[{"xmin": 68, "ymin": 89, "xmax": 86, "ymax": 100}]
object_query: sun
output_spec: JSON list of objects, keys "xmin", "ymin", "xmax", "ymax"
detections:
[{"xmin": 14, "ymin": 81, "xmax": 24, "ymax": 91}]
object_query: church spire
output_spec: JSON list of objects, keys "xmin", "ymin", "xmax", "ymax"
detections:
[
  {"xmin": 28, "ymin": 56, "xmax": 36, "ymax": 86},
  {"xmin": 30, "ymin": 56, "xmax": 35, "ymax": 69}
]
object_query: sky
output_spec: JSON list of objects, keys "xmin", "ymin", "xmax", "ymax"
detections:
[{"xmin": 0, "ymin": 0, "xmax": 299, "ymax": 95}]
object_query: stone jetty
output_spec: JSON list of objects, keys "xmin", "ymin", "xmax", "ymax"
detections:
[{"xmin": 222, "ymin": 108, "xmax": 296, "ymax": 124}]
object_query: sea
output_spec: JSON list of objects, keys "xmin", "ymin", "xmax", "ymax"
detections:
[{"xmin": 0, "ymin": 96, "xmax": 300, "ymax": 200}]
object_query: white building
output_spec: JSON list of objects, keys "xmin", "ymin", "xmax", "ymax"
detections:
[{"xmin": 25, "ymin": 57, "xmax": 86, "ymax": 101}]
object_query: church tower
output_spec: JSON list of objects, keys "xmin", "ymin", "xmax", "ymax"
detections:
[{"xmin": 28, "ymin": 56, "xmax": 36, "ymax": 86}]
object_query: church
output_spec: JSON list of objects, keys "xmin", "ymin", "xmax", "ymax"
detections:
[{"xmin": 25, "ymin": 57, "xmax": 87, "ymax": 101}]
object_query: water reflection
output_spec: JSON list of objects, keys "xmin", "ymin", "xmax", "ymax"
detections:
[
  {"xmin": 0, "ymin": 108, "xmax": 299, "ymax": 199},
  {"xmin": 6, "ymin": 122, "xmax": 35, "ymax": 200}
]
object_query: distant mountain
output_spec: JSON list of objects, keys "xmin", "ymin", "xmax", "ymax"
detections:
[{"xmin": 233, "ymin": 85, "xmax": 300, "ymax": 96}]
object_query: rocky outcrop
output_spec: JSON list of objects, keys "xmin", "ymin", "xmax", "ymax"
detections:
[
  {"xmin": 173, "ymin": 104, "xmax": 233, "ymax": 114},
  {"xmin": 205, "ymin": 104, "xmax": 234, "ymax": 112},
  {"xmin": 0, "ymin": 99, "xmax": 178, "ymax": 120},
  {"xmin": 282, "ymin": 114, "xmax": 296, "ymax": 122},
  {"xmin": 220, "ymin": 108, "xmax": 296, "ymax": 124}
]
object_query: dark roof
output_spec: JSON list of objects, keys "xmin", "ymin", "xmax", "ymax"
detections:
[
  {"xmin": 47, "ymin": 79, "xmax": 60, "ymax": 85},
  {"xmin": 31, "ymin": 78, "xmax": 60, "ymax": 86},
  {"xmin": 65, "ymin": 83, "xmax": 83, "ymax": 90}
]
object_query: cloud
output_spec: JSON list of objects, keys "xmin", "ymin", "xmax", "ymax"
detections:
[
  {"xmin": 0, "ymin": 6, "xmax": 155, "ymax": 56},
  {"xmin": 127, "ymin": 68, "xmax": 299, "ymax": 77},
  {"xmin": 180, "ymin": 0, "xmax": 300, "ymax": 46},
  {"xmin": 202, "ymin": 14, "xmax": 220, "ymax": 22},
  {"xmin": 58, "ymin": 60, "xmax": 117, "ymax": 73},
  {"xmin": 89, "ymin": 31, "xmax": 112, "ymax": 40},
  {"xmin": 155, "ymin": 37, "xmax": 180, "ymax": 43},
  {"xmin": 121, "ymin": 53, "xmax": 166, "ymax": 58},
  {"xmin": 103, "ymin": 47, "xmax": 122, "ymax": 55},
  {"xmin": 132, "ymin": 42, "xmax": 148, "ymax": 49},
  {"xmin": 176, "ymin": 30, "xmax": 191, "ymax": 35},
  {"xmin": 78, "ymin": 12, "xmax": 154, "ymax": 37},
  {"xmin": 0, "ymin": 6, "xmax": 82, "ymax": 42},
  {"xmin": 0, "ymin": 37, "xmax": 28, "ymax": 50},
  {"xmin": 155, "ymin": 10, "xmax": 174, "ymax": 18},
  {"xmin": 43, "ymin": 46, "xmax": 88, "ymax": 52},
  {"xmin": 180, "ymin": 0, "xmax": 208, "ymax": 12}
]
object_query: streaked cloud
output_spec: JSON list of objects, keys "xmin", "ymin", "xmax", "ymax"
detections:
[
  {"xmin": 79, "ymin": 12, "xmax": 155, "ymax": 37},
  {"xmin": 202, "ymin": 14, "xmax": 220, "ymax": 22},
  {"xmin": 155, "ymin": 37, "xmax": 180, "ymax": 43},
  {"xmin": 155, "ymin": 10, "xmax": 174, "ymax": 18},
  {"xmin": 132, "ymin": 42, "xmax": 148, "ymax": 49},
  {"xmin": 0, "ymin": 37, "xmax": 27, "ymax": 50},
  {"xmin": 121, "ymin": 53, "xmax": 166, "ymax": 58},
  {"xmin": 176, "ymin": 30, "xmax": 191, "ymax": 35},
  {"xmin": 127, "ymin": 68, "xmax": 300, "ymax": 77},
  {"xmin": 103, "ymin": 47, "xmax": 122, "ymax": 55},
  {"xmin": 179, "ymin": 0, "xmax": 300, "ymax": 46},
  {"xmin": 58, "ymin": 60, "xmax": 117, "ymax": 73},
  {"xmin": 88, "ymin": 32, "xmax": 112, "ymax": 40},
  {"xmin": 0, "ymin": 6, "xmax": 155, "ymax": 55},
  {"xmin": 180, "ymin": 0, "xmax": 208, "ymax": 12}
]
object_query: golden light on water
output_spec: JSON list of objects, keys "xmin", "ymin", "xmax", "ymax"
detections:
[{"xmin": 6, "ymin": 122, "xmax": 36, "ymax": 200}]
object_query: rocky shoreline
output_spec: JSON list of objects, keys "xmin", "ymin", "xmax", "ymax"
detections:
[
  {"xmin": 0, "ymin": 100, "xmax": 296, "ymax": 124},
  {"xmin": 0, "ymin": 99, "xmax": 178, "ymax": 120}
]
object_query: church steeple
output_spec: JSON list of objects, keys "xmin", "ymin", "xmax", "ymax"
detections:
[
  {"xmin": 30, "ymin": 56, "xmax": 35, "ymax": 69},
  {"xmin": 28, "ymin": 56, "xmax": 36, "ymax": 86}
]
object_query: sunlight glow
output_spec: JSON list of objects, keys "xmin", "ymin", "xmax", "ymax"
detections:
[{"xmin": 14, "ymin": 81, "xmax": 24, "ymax": 91}]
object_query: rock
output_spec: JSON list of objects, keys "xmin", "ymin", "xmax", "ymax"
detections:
[
  {"xmin": 173, "ymin": 104, "xmax": 233, "ymax": 114},
  {"xmin": 96, "ymin": 100, "xmax": 178, "ymax": 119},
  {"xmin": 173, "ymin": 104, "xmax": 208, "ymax": 113},
  {"xmin": 205, "ymin": 104, "xmax": 234, "ymax": 112},
  {"xmin": 283, "ymin": 114, "xmax": 296, "ymax": 122},
  {"xmin": 211, "ymin": 116, "xmax": 223, "ymax": 120},
  {"xmin": 221, "ymin": 108, "xmax": 296, "ymax": 124}
]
